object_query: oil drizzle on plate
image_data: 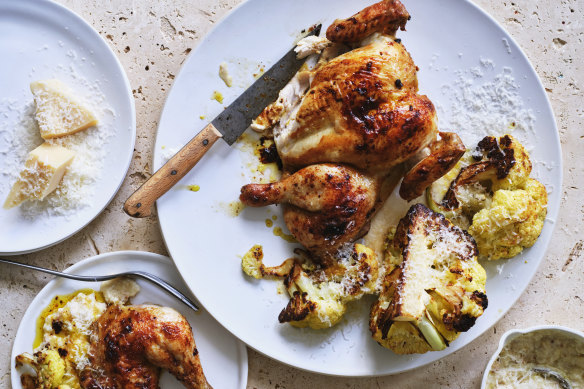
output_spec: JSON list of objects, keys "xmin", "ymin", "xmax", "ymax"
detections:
[{"xmin": 33, "ymin": 288, "xmax": 103, "ymax": 349}]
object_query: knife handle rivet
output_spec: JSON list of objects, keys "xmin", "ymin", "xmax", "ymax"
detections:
[
  {"xmin": 171, "ymin": 170, "xmax": 177, "ymax": 175},
  {"xmin": 203, "ymin": 139, "xmax": 209, "ymax": 146}
]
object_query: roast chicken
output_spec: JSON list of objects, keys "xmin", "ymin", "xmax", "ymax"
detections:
[
  {"xmin": 80, "ymin": 304, "xmax": 212, "ymax": 389},
  {"xmin": 241, "ymin": 0, "xmax": 464, "ymax": 262}
]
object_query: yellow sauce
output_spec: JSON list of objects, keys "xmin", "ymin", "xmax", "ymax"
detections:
[
  {"xmin": 211, "ymin": 91, "xmax": 224, "ymax": 104},
  {"xmin": 199, "ymin": 115, "xmax": 206, "ymax": 120},
  {"xmin": 271, "ymin": 215, "xmax": 277, "ymax": 221},
  {"xmin": 265, "ymin": 219, "xmax": 273, "ymax": 227},
  {"xmin": 234, "ymin": 131, "xmax": 282, "ymax": 183},
  {"xmin": 228, "ymin": 201, "xmax": 245, "ymax": 216},
  {"xmin": 33, "ymin": 289, "xmax": 104, "ymax": 349},
  {"xmin": 252, "ymin": 66, "xmax": 265, "ymax": 79},
  {"xmin": 187, "ymin": 184, "xmax": 200, "ymax": 192},
  {"xmin": 273, "ymin": 226, "xmax": 297, "ymax": 243}
]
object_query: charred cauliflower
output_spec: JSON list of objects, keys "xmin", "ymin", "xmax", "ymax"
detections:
[
  {"xmin": 469, "ymin": 179, "xmax": 547, "ymax": 260},
  {"xmin": 242, "ymin": 243, "xmax": 378, "ymax": 329},
  {"xmin": 370, "ymin": 204, "xmax": 487, "ymax": 354},
  {"xmin": 427, "ymin": 135, "xmax": 547, "ymax": 260},
  {"xmin": 16, "ymin": 349, "xmax": 68, "ymax": 389}
]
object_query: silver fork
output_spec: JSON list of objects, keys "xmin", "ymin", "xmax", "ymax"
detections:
[{"xmin": 0, "ymin": 257, "xmax": 199, "ymax": 312}]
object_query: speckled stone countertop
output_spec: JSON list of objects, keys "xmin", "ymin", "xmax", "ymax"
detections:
[{"xmin": 2, "ymin": 1, "xmax": 582, "ymax": 388}]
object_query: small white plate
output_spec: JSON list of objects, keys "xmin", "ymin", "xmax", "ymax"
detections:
[
  {"xmin": 0, "ymin": 0, "xmax": 135, "ymax": 255},
  {"xmin": 10, "ymin": 251, "xmax": 248, "ymax": 389},
  {"xmin": 155, "ymin": 0, "xmax": 561, "ymax": 377}
]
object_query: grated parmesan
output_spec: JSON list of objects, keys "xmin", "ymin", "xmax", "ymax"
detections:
[{"xmin": 436, "ymin": 61, "xmax": 536, "ymax": 153}]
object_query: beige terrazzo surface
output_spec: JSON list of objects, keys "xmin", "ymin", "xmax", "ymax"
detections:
[{"xmin": 1, "ymin": 0, "xmax": 582, "ymax": 388}]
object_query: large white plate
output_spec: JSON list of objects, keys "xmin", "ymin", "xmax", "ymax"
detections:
[
  {"xmin": 11, "ymin": 251, "xmax": 248, "ymax": 389},
  {"xmin": 0, "ymin": 0, "xmax": 135, "ymax": 255},
  {"xmin": 154, "ymin": 0, "xmax": 562, "ymax": 377}
]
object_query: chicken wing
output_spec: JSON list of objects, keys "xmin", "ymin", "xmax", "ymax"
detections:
[
  {"xmin": 326, "ymin": 0, "xmax": 410, "ymax": 43},
  {"xmin": 399, "ymin": 132, "xmax": 466, "ymax": 201}
]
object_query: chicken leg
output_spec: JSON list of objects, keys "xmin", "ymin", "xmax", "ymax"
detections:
[
  {"xmin": 80, "ymin": 304, "xmax": 212, "ymax": 389},
  {"xmin": 240, "ymin": 164, "xmax": 380, "ymax": 264}
]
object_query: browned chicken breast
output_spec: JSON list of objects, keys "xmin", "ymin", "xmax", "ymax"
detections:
[
  {"xmin": 80, "ymin": 304, "xmax": 212, "ymax": 389},
  {"xmin": 275, "ymin": 33, "xmax": 436, "ymax": 174},
  {"xmin": 272, "ymin": 0, "xmax": 463, "ymax": 189}
]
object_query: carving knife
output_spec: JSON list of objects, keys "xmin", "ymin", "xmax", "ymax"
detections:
[{"xmin": 124, "ymin": 25, "xmax": 321, "ymax": 217}]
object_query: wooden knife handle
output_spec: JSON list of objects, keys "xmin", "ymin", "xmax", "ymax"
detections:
[{"xmin": 123, "ymin": 123, "xmax": 222, "ymax": 218}]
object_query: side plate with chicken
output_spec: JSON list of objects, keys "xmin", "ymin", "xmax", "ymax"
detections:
[{"xmin": 11, "ymin": 252, "xmax": 248, "ymax": 389}]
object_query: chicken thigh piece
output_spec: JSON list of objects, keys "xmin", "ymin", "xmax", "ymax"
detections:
[
  {"xmin": 80, "ymin": 304, "xmax": 212, "ymax": 389},
  {"xmin": 241, "ymin": 164, "xmax": 381, "ymax": 263}
]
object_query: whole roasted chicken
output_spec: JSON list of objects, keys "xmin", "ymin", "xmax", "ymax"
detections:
[{"xmin": 241, "ymin": 0, "xmax": 464, "ymax": 262}]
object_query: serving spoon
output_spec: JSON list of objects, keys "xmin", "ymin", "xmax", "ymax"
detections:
[
  {"xmin": 531, "ymin": 366, "xmax": 572, "ymax": 389},
  {"xmin": 0, "ymin": 257, "xmax": 199, "ymax": 312}
]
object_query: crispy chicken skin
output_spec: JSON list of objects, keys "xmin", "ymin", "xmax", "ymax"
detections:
[
  {"xmin": 241, "ymin": 164, "xmax": 380, "ymax": 263},
  {"xmin": 400, "ymin": 132, "xmax": 466, "ymax": 201},
  {"xmin": 275, "ymin": 33, "xmax": 438, "ymax": 174},
  {"xmin": 80, "ymin": 304, "xmax": 212, "ymax": 389},
  {"xmin": 326, "ymin": 0, "xmax": 410, "ymax": 43}
]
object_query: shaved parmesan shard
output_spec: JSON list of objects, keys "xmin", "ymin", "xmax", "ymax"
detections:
[
  {"xmin": 100, "ymin": 277, "xmax": 141, "ymax": 305},
  {"xmin": 219, "ymin": 62, "xmax": 233, "ymax": 87},
  {"xmin": 30, "ymin": 79, "xmax": 98, "ymax": 139},
  {"xmin": 3, "ymin": 143, "xmax": 76, "ymax": 209}
]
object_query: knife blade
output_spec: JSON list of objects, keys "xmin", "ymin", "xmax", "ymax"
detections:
[{"xmin": 124, "ymin": 25, "xmax": 321, "ymax": 217}]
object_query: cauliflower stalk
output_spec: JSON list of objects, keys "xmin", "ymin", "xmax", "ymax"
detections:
[
  {"xmin": 242, "ymin": 243, "xmax": 378, "ymax": 329},
  {"xmin": 370, "ymin": 204, "xmax": 488, "ymax": 354},
  {"xmin": 427, "ymin": 135, "xmax": 547, "ymax": 260}
]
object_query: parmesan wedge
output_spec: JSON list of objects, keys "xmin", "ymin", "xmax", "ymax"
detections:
[
  {"xmin": 30, "ymin": 79, "xmax": 98, "ymax": 139},
  {"xmin": 4, "ymin": 143, "xmax": 76, "ymax": 209}
]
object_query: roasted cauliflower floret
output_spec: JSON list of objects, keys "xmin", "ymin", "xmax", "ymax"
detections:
[
  {"xmin": 242, "ymin": 243, "xmax": 378, "ymax": 329},
  {"xmin": 280, "ymin": 243, "xmax": 378, "ymax": 329},
  {"xmin": 15, "ymin": 349, "xmax": 68, "ymax": 389},
  {"xmin": 469, "ymin": 179, "xmax": 547, "ymax": 260},
  {"xmin": 427, "ymin": 135, "xmax": 547, "ymax": 259},
  {"xmin": 279, "ymin": 266, "xmax": 346, "ymax": 329},
  {"xmin": 370, "ymin": 204, "xmax": 487, "ymax": 354}
]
